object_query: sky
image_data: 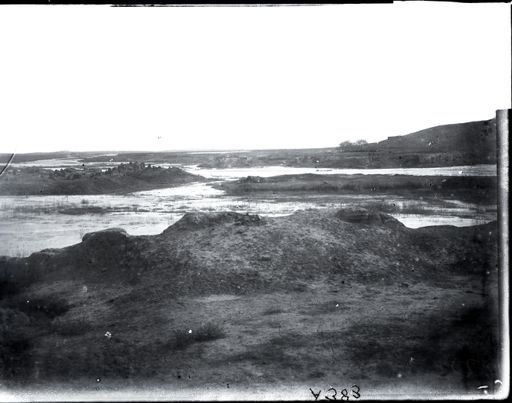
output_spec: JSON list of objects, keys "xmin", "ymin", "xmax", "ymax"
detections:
[{"xmin": 0, "ymin": 3, "xmax": 510, "ymax": 153}]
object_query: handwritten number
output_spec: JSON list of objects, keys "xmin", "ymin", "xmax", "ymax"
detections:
[
  {"xmin": 325, "ymin": 387, "xmax": 337, "ymax": 401},
  {"xmin": 310, "ymin": 388, "xmax": 321, "ymax": 401},
  {"xmin": 309, "ymin": 385, "xmax": 360, "ymax": 400},
  {"xmin": 351, "ymin": 385, "xmax": 360, "ymax": 399}
]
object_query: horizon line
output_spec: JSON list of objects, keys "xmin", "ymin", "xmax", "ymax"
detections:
[{"xmin": 1, "ymin": 115, "xmax": 497, "ymax": 155}]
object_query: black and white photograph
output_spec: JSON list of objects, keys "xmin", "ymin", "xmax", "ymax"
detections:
[{"xmin": 0, "ymin": 2, "xmax": 510, "ymax": 400}]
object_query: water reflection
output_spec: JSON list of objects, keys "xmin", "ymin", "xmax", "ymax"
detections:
[{"xmin": 389, "ymin": 214, "xmax": 493, "ymax": 229}]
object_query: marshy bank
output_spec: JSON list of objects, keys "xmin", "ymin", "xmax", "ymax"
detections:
[{"xmin": 215, "ymin": 174, "xmax": 497, "ymax": 204}]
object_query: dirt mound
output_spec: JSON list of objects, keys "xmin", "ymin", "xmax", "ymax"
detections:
[
  {"xmin": 240, "ymin": 176, "xmax": 264, "ymax": 183},
  {"xmin": 82, "ymin": 227, "xmax": 129, "ymax": 242},
  {"xmin": 0, "ymin": 209, "xmax": 496, "ymax": 295},
  {"xmin": 169, "ymin": 212, "xmax": 265, "ymax": 231},
  {"xmin": 335, "ymin": 207, "xmax": 405, "ymax": 227},
  {"xmin": 0, "ymin": 205, "xmax": 499, "ymax": 390},
  {"xmin": 0, "ymin": 164, "xmax": 205, "ymax": 195}
]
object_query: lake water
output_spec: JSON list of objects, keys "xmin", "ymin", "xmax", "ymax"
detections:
[
  {"xmin": 181, "ymin": 164, "xmax": 497, "ymax": 179},
  {"xmin": 0, "ymin": 164, "xmax": 497, "ymax": 257},
  {"xmin": 8, "ymin": 158, "xmax": 496, "ymax": 177}
]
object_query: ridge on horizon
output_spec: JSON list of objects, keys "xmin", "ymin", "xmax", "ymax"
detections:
[{"xmin": 0, "ymin": 116, "xmax": 497, "ymax": 155}]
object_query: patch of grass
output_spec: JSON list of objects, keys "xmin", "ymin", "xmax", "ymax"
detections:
[
  {"xmin": 269, "ymin": 333, "xmax": 310, "ymax": 348},
  {"xmin": 338, "ymin": 301, "xmax": 500, "ymax": 388},
  {"xmin": 194, "ymin": 322, "xmax": 226, "ymax": 342},
  {"xmin": 292, "ymin": 282, "xmax": 309, "ymax": 292},
  {"xmin": 301, "ymin": 300, "xmax": 346, "ymax": 315},
  {"xmin": 421, "ymin": 303, "xmax": 500, "ymax": 388},
  {"xmin": 262, "ymin": 307, "xmax": 284, "ymax": 315},
  {"xmin": 227, "ymin": 333, "xmax": 308, "ymax": 372},
  {"xmin": 0, "ymin": 307, "xmax": 33, "ymax": 379},
  {"xmin": 0, "ymin": 263, "xmax": 39, "ymax": 298},
  {"xmin": 172, "ymin": 329, "xmax": 194, "ymax": 350},
  {"xmin": 59, "ymin": 206, "xmax": 108, "ymax": 215},
  {"xmin": 50, "ymin": 317, "xmax": 94, "ymax": 336},
  {"xmin": 171, "ymin": 322, "xmax": 226, "ymax": 350},
  {"xmin": 0, "ymin": 279, "xmax": 23, "ymax": 299},
  {"xmin": 0, "ymin": 293, "xmax": 80, "ymax": 381},
  {"xmin": 13, "ymin": 295, "xmax": 71, "ymax": 320},
  {"xmin": 40, "ymin": 336, "xmax": 141, "ymax": 380}
]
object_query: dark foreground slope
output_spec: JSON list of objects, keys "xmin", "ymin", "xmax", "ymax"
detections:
[
  {"xmin": 0, "ymin": 162, "xmax": 205, "ymax": 195},
  {"xmin": 0, "ymin": 209, "xmax": 500, "ymax": 396}
]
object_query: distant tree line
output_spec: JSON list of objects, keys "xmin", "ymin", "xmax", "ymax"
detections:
[{"xmin": 338, "ymin": 139, "xmax": 368, "ymax": 152}]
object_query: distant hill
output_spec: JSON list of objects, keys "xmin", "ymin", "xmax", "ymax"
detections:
[
  {"xmin": 373, "ymin": 119, "xmax": 496, "ymax": 155},
  {"xmin": 0, "ymin": 118, "xmax": 498, "ymax": 170},
  {"xmin": 331, "ymin": 118, "xmax": 497, "ymax": 168}
]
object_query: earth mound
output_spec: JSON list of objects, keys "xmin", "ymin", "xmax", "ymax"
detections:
[
  {"xmin": 0, "ymin": 209, "xmax": 497, "ymax": 295},
  {"xmin": 0, "ymin": 163, "xmax": 206, "ymax": 195},
  {"xmin": 82, "ymin": 227, "xmax": 129, "ymax": 242},
  {"xmin": 335, "ymin": 207, "xmax": 405, "ymax": 227},
  {"xmin": 168, "ymin": 212, "xmax": 265, "ymax": 231},
  {"xmin": 240, "ymin": 176, "xmax": 264, "ymax": 183}
]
